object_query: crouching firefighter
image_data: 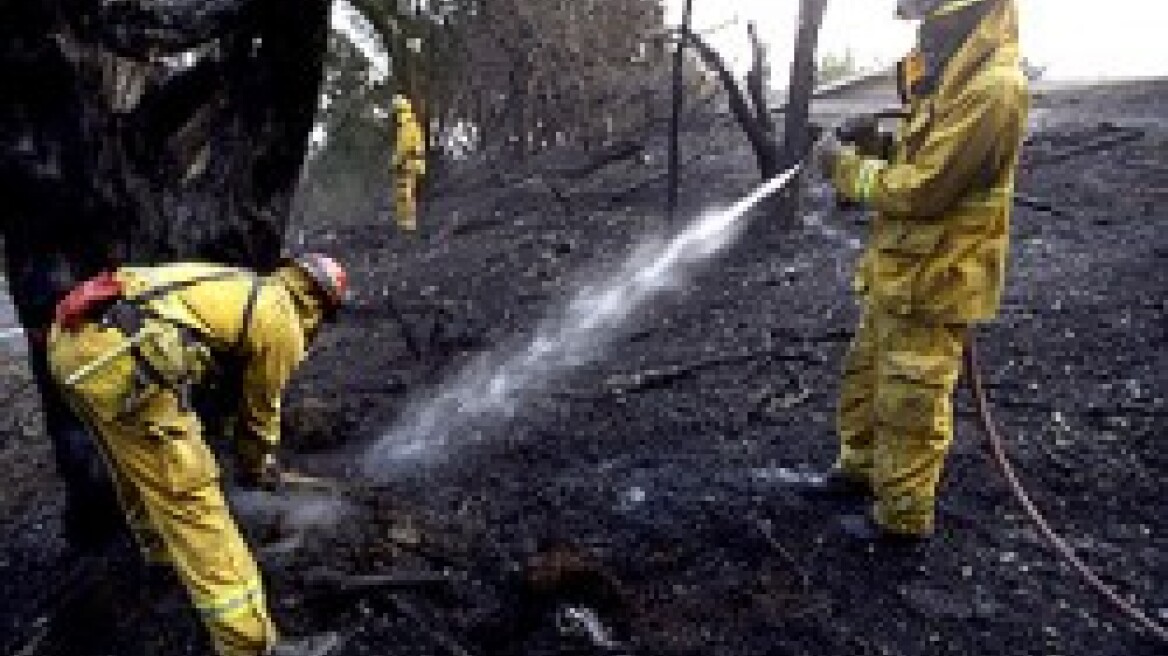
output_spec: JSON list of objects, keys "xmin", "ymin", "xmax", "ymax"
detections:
[
  {"xmin": 46, "ymin": 255, "xmax": 349, "ymax": 656},
  {"xmin": 802, "ymin": 0, "xmax": 1029, "ymax": 543}
]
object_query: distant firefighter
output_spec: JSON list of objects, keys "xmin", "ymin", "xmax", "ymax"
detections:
[
  {"xmin": 804, "ymin": 0, "xmax": 1029, "ymax": 542},
  {"xmin": 391, "ymin": 94, "xmax": 427, "ymax": 234},
  {"xmin": 47, "ymin": 255, "xmax": 348, "ymax": 656}
]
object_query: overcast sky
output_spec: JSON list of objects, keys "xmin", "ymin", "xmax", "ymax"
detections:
[{"xmin": 664, "ymin": 0, "xmax": 1168, "ymax": 82}]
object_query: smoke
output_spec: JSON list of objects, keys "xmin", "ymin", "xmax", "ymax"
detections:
[
  {"xmin": 363, "ymin": 166, "xmax": 803, "ymax": 478},
  {"xmin": 231, "ymin": 489, "xmax": 356, "ymax": 556}
]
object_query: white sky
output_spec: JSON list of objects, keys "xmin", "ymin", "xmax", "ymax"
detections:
[{"xmin": 665, "ymin": 0, "xmax": 1168, "ymax": 83}]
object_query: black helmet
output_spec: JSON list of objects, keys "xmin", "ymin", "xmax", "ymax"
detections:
[{"xmin": 897, "ymin": 0, "xmax": 987, "ymax": 20}]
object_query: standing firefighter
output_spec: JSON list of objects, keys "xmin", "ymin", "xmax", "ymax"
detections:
[
  {"xmin": 47, "ymin": 255, "xmax": 349, "ymax": 656},
  {"xmin": 803, "ymin": 0, "xmax": 1029, "ymax": 542},
  {"xmin": 391, "ymin": 94, "xmax": 427, "ymax": 233}
]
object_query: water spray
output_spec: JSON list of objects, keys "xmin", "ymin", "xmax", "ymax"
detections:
[{"xmin": 365, "ymin": 163, "xmax": 805, "ymax": 475}]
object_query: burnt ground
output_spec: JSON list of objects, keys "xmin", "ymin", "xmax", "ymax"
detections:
[{"xmin": 1, "ymin": 79, "xmax": 1165, "ymax": 656}]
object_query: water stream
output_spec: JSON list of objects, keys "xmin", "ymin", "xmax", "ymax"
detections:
[{"xmin": 364, "ymin": 165, "xmax": 804, "ymax": 477}]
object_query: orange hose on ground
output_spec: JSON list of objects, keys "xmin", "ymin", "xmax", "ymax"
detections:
[{"xmin": 965, "ymin": 336, "xmax": 1168, "ymax": 643}]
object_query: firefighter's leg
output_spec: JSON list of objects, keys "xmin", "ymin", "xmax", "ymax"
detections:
[
  {"xmin": 834, "ymin": 306, "xmax": 878, "ymax": 482},
  {"xmin": 89, "ymin": 397, "xmax": 276, "ymax": 655},
  {"xmin": 106, "ymin": 453, "xmax": 173, "ymax": 565},
  {"xmin": 49, "ymin": 329, "xmax": 277, "ymax": 655},
  {"xmin": 870, "ymin": 312, "xmax": 966, "ymax": 535},
  {"xmin": 394, "ymin": 173, "xmax": 418, "ymax": 233},
  {"xmin": 26, "ymin": 328, "xmax": 124, "ymax": 551}
]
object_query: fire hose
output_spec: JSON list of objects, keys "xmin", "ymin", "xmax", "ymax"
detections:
[{"xmin": 965, "ymin": 336, "xmax": 1168, "ymax": 643}]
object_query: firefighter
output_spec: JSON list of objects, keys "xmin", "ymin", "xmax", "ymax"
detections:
[
  {"xmin": 803, "ymin": 0, "xmax": 1029, "ymax": 542},
  {"xmin": 391, "ymin": 94, "xmax": 426, "ymax": 234},
  {"xmin": 47, "ymin": 255, "xmax": 349, "ymax": 656}
]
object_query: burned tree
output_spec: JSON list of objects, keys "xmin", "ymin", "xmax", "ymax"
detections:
[
  {"xmin": 779, "ymin": 0, "xmax": 828, "ymax": 172},
  {"xmin": 343, "ymin": 0, "xmax": 670, "ymax": 162},
  {"xmin": 682, "ymin": 0, "xmax": 828, "ymax": 182},
  {"xmin": 0, "ymin": 0, "xmax": 329, "ymax": 548},
  {"xmin": 2, "ymin": 1, "xmax": 329, "ymax": 269},
  {"xmin": 683, "ymin": 21, "xmax": 779, "ymax": 177}
]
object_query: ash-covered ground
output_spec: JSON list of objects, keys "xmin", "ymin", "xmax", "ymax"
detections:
[{"xmin": 0, "ymin": 79, "xmax": 1165, "ymax": 656}]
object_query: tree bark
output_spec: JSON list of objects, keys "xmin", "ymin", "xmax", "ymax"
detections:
[
  {"xmin": 667, "ymin": 0, "xmax": 694, "ymax": 221},
  {"xmin": 0, "ymin": 0, "xmax": 329, "ymax": 546},
  {"xmin": 2, "ymin": 0, "xmax": 328, "ymax": 278},
  {"xmin": 745, "ymin": 22, "xmax": 776, "ymax": 139},
  {"xmin": 773, "ymin": 0, "xmax": 828, "ymax": 222},
  {"xmin": 780, "ymin": 0, "xmax": 828, "ymax": 170}
]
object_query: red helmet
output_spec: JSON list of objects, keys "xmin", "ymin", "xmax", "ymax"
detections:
[{"xmin": 290, "ymin": 253, "xmax": 348, "ymax": 310}]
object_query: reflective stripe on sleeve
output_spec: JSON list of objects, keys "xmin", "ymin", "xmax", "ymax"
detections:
[{"xmin": 855, "ymin": 160, "xmax": 886, "ymax": 205}]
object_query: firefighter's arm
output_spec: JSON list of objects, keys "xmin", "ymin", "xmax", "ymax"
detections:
[
  {"xmin": 236, "ymin": 305, "xmax": 305, "ymax": 477},
  {"xmin": 831, "ymin": 81, "xmax": 1017, "ymax": 219},
  {"xmin": 392, "ymin": 140, "xmax": 408, "ymax": 170}
]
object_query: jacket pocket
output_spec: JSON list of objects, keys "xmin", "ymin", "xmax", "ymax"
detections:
[
  {"xmin": 871, "ymin": 221, "xmax": 947, "ymax": 313},
  {"xmin": 876, "ymin": 350, "xmax": 956, "ymax": 435},
  {"xmin": 874, "ymin": 220, "xmax": 946, "ymax": 256}
]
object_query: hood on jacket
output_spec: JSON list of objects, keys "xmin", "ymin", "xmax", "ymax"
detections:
[{"xmin": 912, "ymin": 0, "xmax": 1018, "ymax": 97}]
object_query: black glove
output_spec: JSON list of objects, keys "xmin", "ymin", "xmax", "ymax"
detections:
[
  {"xmin": 837, "ymin": 115, "xmax": 895, "ymax": 160},
  {"xmin": 236, "ymin": 452, "xmax": 283, "ymax": 490}
]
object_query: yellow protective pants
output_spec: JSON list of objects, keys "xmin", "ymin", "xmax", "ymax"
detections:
[
  {"xmin": 835, "ymin": 306, "xmax": 967, "ymax": 535},
  {"xmin": 48, "ymin": 323, "xmax": 277, "ymax": 656},
  {"xmin": 393, "ymin": 170, "xmax": 419, "ymax": 233}
]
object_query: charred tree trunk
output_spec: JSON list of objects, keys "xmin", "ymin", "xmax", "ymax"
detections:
[
  {"xmin": 683, "ymin": 1, "xmax": 827, "ymax": 219},
  {"xmin": 3, "ymin": 0, "xmax": 328, "ymax": 279},
  {"xmin": 745, "ymin": 22, "xmax": 776, "ymax": 142},
  {"xmin": 667, "ymin": 0, "xmax": 694, "ymax": 221},
  {"xmin": 774, "ymin": 0, "xmax": 828, "ymax": 220},
  {"xmin": 780, "ymin": 0, "xmax": 828, "ymax": 171},
  {"xmin": 0, "ymin": 0, "xmax": 329, "ymax": 549}
]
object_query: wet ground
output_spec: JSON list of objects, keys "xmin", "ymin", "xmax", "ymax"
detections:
[{"xmin": 0, "ymin": 78, "xmax": 1165, "ymax": 656}]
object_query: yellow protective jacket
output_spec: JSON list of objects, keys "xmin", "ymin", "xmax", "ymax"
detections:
[
  {"xmin": 98, "ymin": 264, "xmax": 320, "ymax": 457},
  {"xmin": 832, "ymin": 0, "xmax": 1028, "ymax": 321},
  {"xmin": 393, "ymin": 107, "xmax": 426, "ymax": 177}
]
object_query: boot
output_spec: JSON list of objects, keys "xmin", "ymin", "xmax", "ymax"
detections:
[
  {"xmin": 269, "ymin": 632, "xmax": 341, "ymax": 656},
  {"xmin": 783, "ymin": 467, "xmax": 872, "ymax": 500},
  {"xmin": 838, "ymin": 514, "xmax": 928, "ymax": 547}
]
